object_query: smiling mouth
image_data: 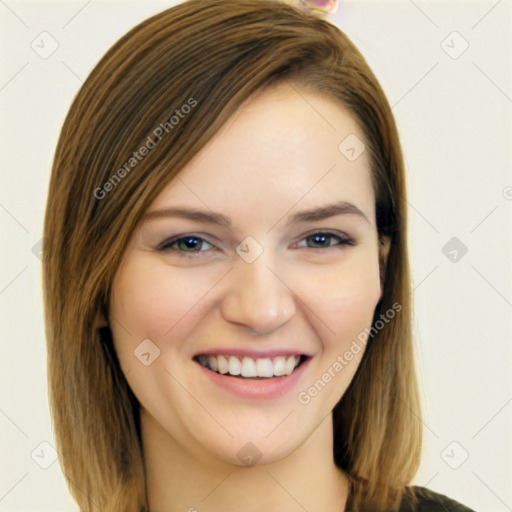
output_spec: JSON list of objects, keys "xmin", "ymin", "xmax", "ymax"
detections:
[{"xmin": 193, "ymin": 354, "xmax": 309, "ymax": 379}]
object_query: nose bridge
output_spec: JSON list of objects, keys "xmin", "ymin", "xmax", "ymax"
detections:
[{"xmin": 220, "ymin": 244, "xmax": 296, "ymax": 334}]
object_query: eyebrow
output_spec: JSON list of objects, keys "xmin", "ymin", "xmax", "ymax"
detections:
[{"xmin": 143, "ymin": 200, "xmax": 369, "ymax": 227}]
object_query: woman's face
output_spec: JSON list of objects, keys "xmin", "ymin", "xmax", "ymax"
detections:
[{"xmin": 109, "ymin": 83, "xmax": 383, "ymax": 466}]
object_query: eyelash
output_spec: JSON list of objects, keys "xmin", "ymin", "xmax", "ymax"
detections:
[{"xmin": 156, "ymin": 231, "xmax": 354, "ymax": 257}]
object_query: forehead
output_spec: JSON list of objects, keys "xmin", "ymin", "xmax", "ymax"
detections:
[{"xmin": 149, "ymin": 83, "xmax": 375, "ymax": 225}]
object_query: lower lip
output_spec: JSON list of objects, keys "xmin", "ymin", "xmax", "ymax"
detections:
[{"xmin": 196, "ymin": 358, "xmax": 311, "ymax": 400}]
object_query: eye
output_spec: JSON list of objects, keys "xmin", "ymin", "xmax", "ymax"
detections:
[
  {"xmin": 157, "ymin": 235, "xmax": 215, "ymax": 256},
  {"xmin": 156, "ymin": 230, "xmax": 354, "ymax": 258},
  {"xmin": 296, "ymin": 231, "xmax": 354, "ymax": 250}
]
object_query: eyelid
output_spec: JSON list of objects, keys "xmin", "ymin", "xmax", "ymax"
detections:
[
  {"xmin": 156, "ymin": 230, "xmax": 355, "ymax": 256},
  {"xmin": 156, "ymin": 233, "xmax": 215, "ymax": 252},
  {"xmin": 292, "ymin": 230, "xmax": 354, "ymax": 250}
]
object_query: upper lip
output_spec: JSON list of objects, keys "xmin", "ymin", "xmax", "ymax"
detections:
[{"xmin": 193, "ymin": 348, "xmax": 312, "ymax": 359}]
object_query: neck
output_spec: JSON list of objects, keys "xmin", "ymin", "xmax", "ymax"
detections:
[{"xmin": 141, "ymin": 408, "xmax": 350, "ymax": 512}]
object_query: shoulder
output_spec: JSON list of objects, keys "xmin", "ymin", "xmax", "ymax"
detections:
[{"xmin": 400, "ymin": 486, "xmax": 477, "ymax": 512}]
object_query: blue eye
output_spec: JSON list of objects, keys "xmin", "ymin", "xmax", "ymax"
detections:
[
  {"xmin": 158, "ymin": 235, "xmax": 214, "ymax": 255},
  {"xmin": 157, "ymin": 231, "xmax": 354, "ymax": 257},
  {"xmin": 298, "ymin": 232, "xmax": 354, "ymax": 249}
]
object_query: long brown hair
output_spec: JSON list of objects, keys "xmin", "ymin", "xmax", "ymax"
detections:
[{"xmin": 42, "ymin": 1, "xmax": 421, "ymax": 510}]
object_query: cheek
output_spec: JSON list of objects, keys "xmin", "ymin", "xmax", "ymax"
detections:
[
  {"xmin": 293, "ymin": 252, "xmax": 381, "ymax": 409},
  {"xmin": 109, "ymin": 257, "xmax": 216, "ymax": 358},
  {"xmin": 299, "ymin": 250, "xmax": 381, "ymax": 349}
]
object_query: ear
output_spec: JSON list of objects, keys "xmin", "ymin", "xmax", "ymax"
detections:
[{"xmin": 378, "ymin": 235, "xmax": 391, "ymax": 297}]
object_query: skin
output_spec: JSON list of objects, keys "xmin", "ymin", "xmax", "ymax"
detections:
[{"xmin": 108, "ymin": 82, "xmax": 385, "ymax": 512}]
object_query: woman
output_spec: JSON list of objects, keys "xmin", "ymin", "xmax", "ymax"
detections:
[{"xmin": 42, "ymin": 0, "xmax": 476, "ymax": 510}]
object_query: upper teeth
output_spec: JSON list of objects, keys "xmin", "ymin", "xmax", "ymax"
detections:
[{"xmin": 197, "ymin": 355, "xmax": 301, "ymax": 378}]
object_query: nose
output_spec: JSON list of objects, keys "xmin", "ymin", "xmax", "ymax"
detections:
[{"xmin": 220, "ymin": 250, "xmax": 297, "ymax": 335}]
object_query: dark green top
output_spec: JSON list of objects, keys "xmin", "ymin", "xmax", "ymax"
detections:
[{"xmin": 345, "ymin": 485, "xmax": 476, "ymax": 511}]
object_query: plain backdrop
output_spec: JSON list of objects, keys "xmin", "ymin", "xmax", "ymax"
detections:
[{"xmin": 1, "ymin": 1, "xmax": 510, "ymax": 511}]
